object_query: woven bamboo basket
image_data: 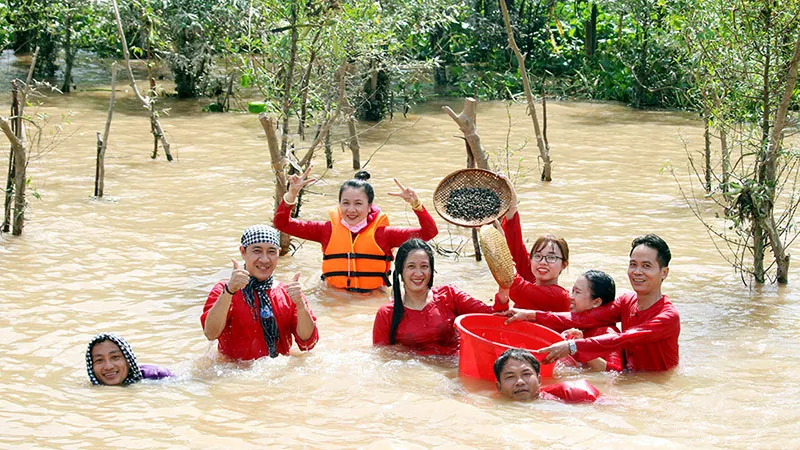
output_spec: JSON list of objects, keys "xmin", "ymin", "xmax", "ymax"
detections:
[
  {"xmin": 479, "ymin": 225, "xmax": 515, "ymax": 288},
  {"xmin": 433, "ymin": 168, "xmax": 513, "ymax": 227}
]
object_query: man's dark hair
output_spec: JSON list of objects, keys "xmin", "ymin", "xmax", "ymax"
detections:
[
  {"xmin": 493, "ymin": 348, "xmax": 540, "ymax": 382},
  {"xmin": 631, "ymin": 234, "xmax": 671, "ymax": 268}
]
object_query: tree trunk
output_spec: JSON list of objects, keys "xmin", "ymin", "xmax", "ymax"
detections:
[
  {"xmin": 348, "ymin": 117, "xmax": 361, "ymax": 170},
  {"xmin": 95, "ymin": 133, "xmax": 104, "ymax": 197},
  {"xmin": 280, "ymin": 2, "xmax": 299, "ymax": 156},
  {"xmin": 762, "ymin": 30, "xmax": 800, "ymax": 284},
  {"xmin": 0, "ymin": 118, "xmax": 26, "ymax": 236},
  {"xmin": 753, "ymin": 221, "xmax": 765, "ymax": 284},
  {"xmin": 62, "ymin": 12, "xmax": 74, "ymax": 93},
  {"xmin": 325, "ymin": 125, "xmax": 333, "ymax": 168},
  {"xmin": 297, "ymin": 30, "xmax": 320, "ymax": 139},
  {"xmin": 498, "ymin": 0, "xmax": 552, "ymax": 181},
  {"xmin": 584, "ymin": 2, "xmax": 597, "ymax": 58},
  {"xmin": 465, "ymin": 139, "xmax": 482, "ymax": 262},
  {"xmin": 96, "ymin": 64, "xmax": 117, "ymax": 198},
  {"xmin": 259, "ymin": 114, "xmax": 291, "ymax": 253},
  {"xmin": 444, "ymin": 98, "xmax": 489, "ymax": 262},
  {"xmin": 443, "ymin": 98, "xmax": 489, "ymax": 170},
  {"xmin": 111, "ymin": 0, "xmax": 172, "ymax": 162},
  {"xmin": 3, "ymin": 82, "xmax": 19, "ymax": 233},
  {"xmin": 703, "ymin": 109, "xmax": 711, "ymax": 193}
]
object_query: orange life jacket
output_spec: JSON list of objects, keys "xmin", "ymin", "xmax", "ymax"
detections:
[{"xmin": 321, "ymin": 208, "xmax": 393, "ymax": 292}]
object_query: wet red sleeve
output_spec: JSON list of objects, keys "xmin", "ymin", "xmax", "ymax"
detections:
[
  {"xmin": 377, "ymin": 206, "xmax": 439, "ymax": 252},
  {"xmin": 372, "ymin": 304, "xmax": 394, "ymax": 346},
  {"xmin": 575, "ymin": 306, "xmax": 680, "ymax": 357},
  {"xmin": 502, "ymin": 212, "xmax": 534, "ymax": 282},
  {"xmin": 540, "ymin": 380, "xmax": 600, "ymax": 403},
  {"xmin": 447, "ymin": 285, "xmax": 494, "ymax": 315},
  {"xmin": 535, "ymin": 299, "xmax": 622, "ymax": 332},
  {"xmin": 575, "ymin": 326, "xmax": 623, "ymax": 372},
  {"xmin": 272, "ymin": 200, "xmax": 333, "ymax": 247}
]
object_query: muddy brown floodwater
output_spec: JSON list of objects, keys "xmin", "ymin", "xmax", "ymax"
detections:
[{"xmin": 2, "ymin": 59, "xmax": 800, "ymax": 448}]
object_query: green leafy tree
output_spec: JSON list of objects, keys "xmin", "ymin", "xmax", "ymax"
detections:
[{"xmin": 677, "ymin": 0, "xmax": 800, "ymax": 284}]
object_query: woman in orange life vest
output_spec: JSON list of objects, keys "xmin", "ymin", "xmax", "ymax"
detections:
[{"xmin": 273, "ymin": 167, "xmax": 439, "ymax": 292}]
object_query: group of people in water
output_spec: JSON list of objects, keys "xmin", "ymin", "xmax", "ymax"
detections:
[{"xmin": 87, "ymin": 169, "xmax": 681, "ymax": 403}]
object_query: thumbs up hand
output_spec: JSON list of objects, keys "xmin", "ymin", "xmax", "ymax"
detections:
[
  {"xmin": 286, "ymin": 272, "xmax": 305, "ymax": 308},
  {"xmin": 227, "ymin": 259, "xmax": 250, "ymax": 293}
]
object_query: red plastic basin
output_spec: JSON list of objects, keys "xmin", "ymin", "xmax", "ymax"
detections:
[{"xmin": 455, "ymin": 313, "xmax": 564, "ymax": 381}]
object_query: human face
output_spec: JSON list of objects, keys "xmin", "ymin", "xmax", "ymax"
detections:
[
  {"xmin": 401, "ymin": 249, "xmax": 432, "ymax": 297},
  {"xmin": 530, "ymin": 242, "xmax": 567, "ymax": 286},
  {"xmin": 240, "ymin": 242, "xmax": 280, "ymax": 281},
  {"xmin": 91, "ymin": 340, "xmax": 130, "ymax": 386},
  {"xmin": 339, "ymin": 187, "xmax": 371, "ymax": 226},
  {"xmin": 628, "ymin": 244, "xmax": 668, "ymax": 296},
  {"xmin": 570, "ymin": 275, "xmax": 601, "ymax": 313},
  {"xmin": 496, "ymin": 359, "xmax": 541, "ymax": 401}
]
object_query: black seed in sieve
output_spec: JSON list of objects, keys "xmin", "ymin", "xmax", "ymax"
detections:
[{"xmin": 444, "ymin": 187, "xmax": 501, "ymax": 222}]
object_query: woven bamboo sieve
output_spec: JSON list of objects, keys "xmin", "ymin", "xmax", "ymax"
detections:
[
  {"xmin": 433, "ymin": 168, "xmax": 514, "ymax": 227},
  {"xmin": 479, "ymin": 225, "xmax": 516, "ymax": 288}
]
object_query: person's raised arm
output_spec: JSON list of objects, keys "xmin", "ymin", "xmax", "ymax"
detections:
[
  {"xmin": 380, "ymin": 178, "xmax": 439, "ymax": 248},
  {"xmin": 273, "ymin": 166, "xmax": 331, "ymax": 244},
  {"xmin": 203, "ymin": 259, "xmax": 249, "ymax": 340},
  {"xmin": 286, "ymin": 273, "xmax": 317, "ymax": 344},
  {"xmin": 284, "ymin": 165, "xmax": 316, "ymax": 205}
]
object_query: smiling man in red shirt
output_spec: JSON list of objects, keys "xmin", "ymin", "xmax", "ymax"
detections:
[
  {"xmin": 201, "ymin": 225, "xmax": 318, "ymax": 360},
  {"xmin": 501, "ymin": 234, "xmax": 680, "ymax": 372}
]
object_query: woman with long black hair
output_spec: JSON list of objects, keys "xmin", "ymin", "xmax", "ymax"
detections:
[{"xmin": 372, "ymin": 238, "xmax": 508, "ymax": 355}]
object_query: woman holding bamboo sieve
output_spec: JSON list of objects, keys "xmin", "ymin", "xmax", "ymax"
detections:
[
  {"xmin": 273, "ymin": 168, "xmax": 439, "ymax": 293},
  {"xmin": 493, "ymin": 178, "xmax": 571, "ymax": 312}
]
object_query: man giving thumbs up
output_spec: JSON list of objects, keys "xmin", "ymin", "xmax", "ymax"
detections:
[{"xmin": 201, "ymin": 225, "xmax": 318, "ymax": 360}]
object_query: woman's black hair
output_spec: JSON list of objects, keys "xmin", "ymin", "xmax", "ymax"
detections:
[
  {"xmin": 582, "ymin": 270, "xmax": 615, "ymax": 305},
  {"xmin": 389, "ymin": 238, "xmax": 435, "ymax": 344},
  {"xmin": 339, "ymin": 170, "xmax": 374, "ymax": 204}
]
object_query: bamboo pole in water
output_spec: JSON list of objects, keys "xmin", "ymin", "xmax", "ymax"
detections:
[
  {"xmin": 498, "ymin": 0, "xmax": 552, "ymax": 181},
  {"xmin": 110, "ymin": 0, "xmax": 173, "ymax": 162},
  {"xmin": 95, "ymin": 63, "xmax": 117, "ymax": 198}
]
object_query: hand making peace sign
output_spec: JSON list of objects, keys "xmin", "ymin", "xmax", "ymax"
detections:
[
  {"xmin": 388, "ymin": 178, "xmax": 421, "ymax": 209},
  {"xmin": 285, "ymin": 165, "xmax": 316, "ymax": 204}
]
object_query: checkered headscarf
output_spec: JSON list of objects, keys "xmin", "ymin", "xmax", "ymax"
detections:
[
  {"xmin": 85, "ymin": 333, "xmax": 143, "ymax": 386},
  {"xmin": 241, "ymin": 224, "xmax": 281, "ymax": 248},
  {"xmin": 239, "ymin": 224, "xmax": 281, "ymax": 358}
]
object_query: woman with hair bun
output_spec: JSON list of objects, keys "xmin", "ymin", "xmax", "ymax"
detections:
[
  {"xmin": 274, "ymin": 169, "xmax": 438, "ymax": 292},
  {"xmin": 372, "ymin": 238, "xmax": 508, "ymax": 355}
]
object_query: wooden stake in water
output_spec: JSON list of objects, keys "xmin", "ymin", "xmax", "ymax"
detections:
[{"xmin": 95, "ymin": 63, "xmax": 117, "ymax": 198}]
